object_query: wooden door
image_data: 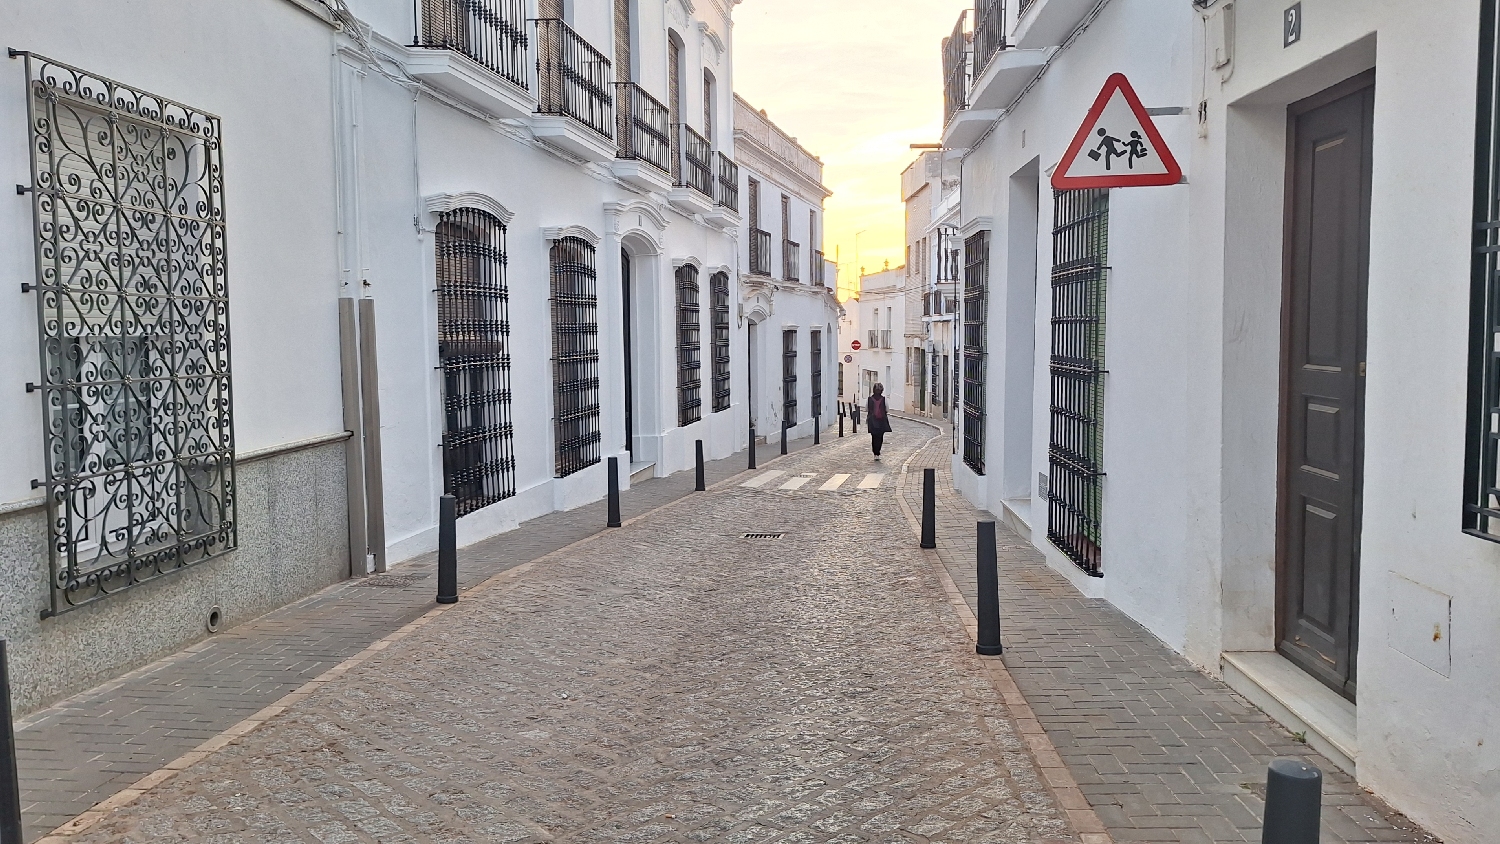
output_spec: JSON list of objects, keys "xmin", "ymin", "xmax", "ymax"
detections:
[{"xmin": 1278, "ymin": 72, "xmax": 1374, "ymax": 701}]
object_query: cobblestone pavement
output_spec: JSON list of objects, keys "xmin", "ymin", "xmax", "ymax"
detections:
[
  {"xmin": 15, "ymin": 441, "xmax": 813, "ymax": 843},
  {"xmin": 895, "ymin": 419, "xmax": 1438, "ymax": 844},
  {"xmin": 59, "ymin": 418, "xmax": 1081, "ymax": 844}
]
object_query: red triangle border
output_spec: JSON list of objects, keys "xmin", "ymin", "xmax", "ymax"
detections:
[{"xmin": 1051, "ymin": 73, "xmax": 1183, "ymax": 190}]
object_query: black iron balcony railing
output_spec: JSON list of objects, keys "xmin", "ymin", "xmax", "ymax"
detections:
[
  {"xmin": 534, "ymin": 18, "xmax": 613, "ymax": 140},
  {"xmin": 614, "ymin": 82, "xmax": 670, "ymax": 174},
  {"xmin": 1019, "ymin": 0, "xmax": 1036, "ymax": 18},
  {"xmin": 974, "ymin": 0, "xmax": 1007, "ymax": 79},
  {"xmin": 925, "ymin": 290, "xmax": 961, "ymax": 316},
  {"xmin": 812, "ymin": 250, "xmax": 825, "ymax": 285},
  {"xmin": 942, "ymin": 10, "xmax": 970, "ymax": 125},
  {"xmin": 415, "ymin": 0, "xmax": 530, "ymax": 90},
  {"xmin": 783, "ymin": 239, "xmax": 800, "ymax": 281},
  {"xmin": 750, "ymin": 228, "xmax": 772, "ymax": 276},
  {"xmin": 677, "ymin": 123, "xmax": 714, "ymax": 197},
  {"xmin": 716, "ymin": 152, "xmax": 739, "ymax": 210},
  {"xmin": 881, "ymin": 329, "xmax": 892, "ymax": 349},
  {"xmin": 868, "ymin": 329, "xmax": 879, "ymax": 349}
]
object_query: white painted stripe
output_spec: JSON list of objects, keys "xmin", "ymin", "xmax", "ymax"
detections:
[
  {"xmin": 857, "ymin": 473, "xmax": 885, "ymax": 489},
  {"xmin": 779, "ymin": 476, "xmax": 811, "ymax": 490},
  {"xmin": 819, "ymin": 473, "xmax": 851, "ymax": 491},
  {"xmin": 741, "ymin": 471, "xmax": 785, "ymax": 488}
]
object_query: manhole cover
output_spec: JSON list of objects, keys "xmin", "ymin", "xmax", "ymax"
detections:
[
  {"xmin": 352, "ymin": 573, "xmax": 429, "ymax": 587},
  {"xmin": 742, "ymin": 532, "xmax": 785, "ymax": 540}
]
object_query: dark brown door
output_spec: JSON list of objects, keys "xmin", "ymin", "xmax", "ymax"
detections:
[{"xmin": 1277, "ymin": 72, "xmax": 1374, "ymax": 701}]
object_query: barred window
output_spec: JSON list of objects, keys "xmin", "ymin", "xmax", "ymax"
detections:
[
  {"xmin": 1047, "ymin": 188, "xmax": 1109, "ymax": 577},
  {"xmin": 22, "ymin": 54, "xmax": 235, "ymax": 615},
  {"xmin": 437, "ymin": 207, "xmax": 516, "ymax": 516},
  {"xmin": 550, "ymin": 237, "xmax": 601, "ymax": 477},
  {"xmin": 783, "ymin": 329, "xmax": 799, "ymax": 427},
  {"xmin": 677, "ymin": 264, "xmax": 702, "ymax": 426},
  {"xmin": 810, "ymin": 329, "xmax": 823, "ymax": 419},
  {"xmin": 962, "ymin": 231, "xmax": 989, "ymax": 475},
  {"xmin": 1466, "ymin": 0, "xmax": 1500, "ymax": 541},
  {"xmin": 710, "ymin": 271, "xmax": 731, "ymax": 412}
]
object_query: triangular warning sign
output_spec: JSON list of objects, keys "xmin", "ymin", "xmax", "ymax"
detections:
[{"xmin": 1052, "ymin": 73, "xmax": 1182, "ymax": 190}]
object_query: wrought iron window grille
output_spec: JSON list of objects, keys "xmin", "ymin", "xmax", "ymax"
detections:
[
  {"xmin": 18, "ymin": 53, "xmax": 237, "ymax": 616},
  {"xmin": 677, "ymin": 265, "xmax": 702, "ymax": 427},
  {"xmin": 534, "ymin": 17, "xmax": 614, "ymax": 140},
  {"xmin": 1047, "ymin": 188, "xmax": 1109, "ymax": 576},
  {"xmin": 614, "ymin": 82, "xmax": 671, "ymax": 175},
  {"xmin": 1465, "ymin": 0, "xmax": 1500, "ymax": 542},
  {"xmin": 962, "ymin": 230, "xmax": 989, "ymax": 476},
  {"xmin": 783, "ymin": 239, "xmax": 801, "ymax": 282},
  {"xmin": 550, "ymin": 237, "xmax": 601, "ymax": 478},
  {"xmin": 437, "ymin": 207, "xmax": 517, "ymax": 517},
  {"xmin": 711, "ymin": 271, "xmax": 732, "ymax": 412},
  {"xmin": 783, "ymin": 329, "xmax": 799, "ymax": 427},
  {"xmin": 717, "ymin": 152, "xmax": 739, "ymax": 210},
  {"xmin": 750, "ymin": 228, "xmax": 772, "ymax": 276},
  {"xmin": 811, "ymin": 330, "xmax": 823, "ymax": 419},
  {"xmin": 414, "ymin": 0, "xmax": 530, "ymax": 91},
  {"xmin": 676, "ymin": 123, "xmax": 714, "ymax": 197}
]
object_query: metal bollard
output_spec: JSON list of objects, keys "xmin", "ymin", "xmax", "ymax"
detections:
[
  {"xmin": 748, "ymin": 425, "xmax": 757, "ymax": 470},
  {"xmin": 920, "ymin": 468, "xmax": 937, "ymax": 549},
  {"xmin": 852, "ymin": 406, "xmax": 860, "ymax": 434},
  {"xmin": 607, "ymin": 456, "xmax": 622, "ymax": 528},
  {"xmin": 1261, "ymin": 758, "xmax": 1322, "ymax": 844},
  {"xmin": 814, "ymin": 416, "xmax": 821, "ymax": 445},
  {"xmin": 0, "ymin": 641, "xmax": 21, "ymax": 844},
  {"xmin": 781, "ymin": 421, "xmax": 788, "ymax": 455},
  {"xmin": 975, "ymin": 520, "xmax": 1003, "ymax": 655},
  {"xmin": 695, "ymin": 439, "xmax": 706, "ymax": 491},
  {"xmin": 436, "ymin": 494, "xmax": 458, "ymax": 604},
  {"xmin": 839, "ymin": 410, "xmax": 845, "ymax": 438}
]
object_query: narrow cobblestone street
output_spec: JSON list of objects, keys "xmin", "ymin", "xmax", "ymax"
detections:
[{"xmin": 53, "ymin": 420, "xmax": 1077, "ymax": 844}]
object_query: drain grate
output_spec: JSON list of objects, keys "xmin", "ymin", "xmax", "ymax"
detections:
[
  {"xmin": 352, "ymin": 573, "xmax": 430, "ymax": 588},
  {"xmin": 742, "ymin": 532, "xmax": 785, "ymax": 540}
]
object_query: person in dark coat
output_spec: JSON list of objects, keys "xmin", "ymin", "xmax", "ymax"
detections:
[{"xmin": 866, "ymin": 383, "xmax": 892, "ymax": 459}]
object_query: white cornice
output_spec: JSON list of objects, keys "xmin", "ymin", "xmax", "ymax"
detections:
[
  {"xmin": 424, "ymin": 191, "xmax": 515, "ymax": 225},
  {"xmin": 604, "ymin": 200, "xmax": 670, "ymax": 232},
  {"xmin": 543, "ymin": 224, "xmax": 601, "ymax": 246},
  {"xmin": 960, "ymin": 215, "xmax": 993, "ymax": 238},
  {"xmin": 672, "ymin": 256, "xmax": 704, "ymax": 269}
]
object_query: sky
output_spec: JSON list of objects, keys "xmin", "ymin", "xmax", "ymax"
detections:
[{"xmin": 732, "ymin": 0, "xmax": 970, "ymax": 299}]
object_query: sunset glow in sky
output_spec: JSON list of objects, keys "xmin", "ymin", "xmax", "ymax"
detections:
[{"xmin": 733, "ymin": 0, "xmax": 970, "ymax": 298}]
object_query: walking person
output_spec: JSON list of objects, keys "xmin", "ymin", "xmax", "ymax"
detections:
[{"xmin": 867, "ymin": 383, "xmax": 892, "ymax": 459}]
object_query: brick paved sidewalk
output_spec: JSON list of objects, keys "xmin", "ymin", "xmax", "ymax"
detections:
[
  {"xmin": 52, "ymin": 418, "xmax": 1082, "ymax": 844},
  {"xmin": 894, "ymin": 420, "xmax": 1438, "ymax": 844},
  {"xmin": 13, "ymin": 439, "xmax": 820, "ymax": 843}
]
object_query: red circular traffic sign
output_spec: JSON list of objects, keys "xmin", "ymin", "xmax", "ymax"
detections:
[{"xmin": 851, "ymin": 340, "xmax": 862, "ymax": 351}]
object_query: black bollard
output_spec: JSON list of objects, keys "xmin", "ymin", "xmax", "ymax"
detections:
[
  {"xmin": 781, "ymin": 421, "xmax": 788, "ymax": 455},
  {"xmin": 839, "ymin": 410, "xmax": 845, "ymax": 438},
  {"xmin": 748, "ymin": 425, "xmax": 757, "ymax": 470},
  {"xmin": 607, "ymin": 456, "xmax": 622, "ymax": 527},
  {"xmin": 814, "ymin": 416, "xmax": 821, "ymax": 445},
  {"xmin": 852, "ymin": 405, "xmax": 860, "ymax": 434},
  {"xmin": 436, "ymin": 494, "xmax": 458, "ymax": 604},
  {"xmin": 1262, "ymin": 759, "xmax": 1322, "ymax": 844},
  {"xmin": 975, "ymin": 520, "xmax": 1002, "ymax": 655},
  {"xmin": 920, "ymin": 468, "xmax": 937, "ymax": 549},
  {"xmin": 0, "ymin": 641, "xmax": 21, "ymax": 844},
  {"xmin": 695, "ymin": 439, "xmax": 706, "ymax": 491}
]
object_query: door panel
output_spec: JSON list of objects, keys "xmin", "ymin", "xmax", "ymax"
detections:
[{"xmin": 1278, "ymin": 74, "xmax": 1373, "ymax": 701}]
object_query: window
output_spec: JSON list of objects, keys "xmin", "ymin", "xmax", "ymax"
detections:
[
  {"xmin": 962, "ymin": 230, "xmax": 989, "ymax": 476},
  {"xmin": 811, "ymin": 330, "xmax": 823, "ymax": 419},
  {"xmin": 436, "ymin": 207, "xmax": 517, "ymax": 518},
  {"xmin": 703, "ymin": 69, "xmax": 715, "ymax": 144},
  {"xmin": 677, "ymin": 264, "xmax": 702, "ymax": 426},
  {"xmin": 783, "ymin": 329, "xmax": 799, "ymax": 427},
  {"xmin": 1467, "ymin": 0, "xmax": 1500, "ymax": 541},
  {"xmin": 550, "ymin": 237, "xmax": 601, "ymax": 478},
  {"xmin": 417, "ymin": 0, "xmax": 530, "ymax": 90},
  {"xmin": 22, "ymin": 54, "xmax": 236, "ymax": 614},
  {"xmin": 1047, "ymin": 189, "xmax": 1109, "ymax": 577},
  {"xmin": 711, "ymin": 271, "xmax": 731, "ymax": 412}
]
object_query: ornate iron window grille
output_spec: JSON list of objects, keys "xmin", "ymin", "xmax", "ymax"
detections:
[
  {"xmin": 783, "ymin": 329, "xmax": 799, "ymax": 428},
  {"xmin": 677, "ymin": 265, "xmax": 702, "ymax": 427},
  {"xmin": 437, "ymin": 207, "xmax": 517, "ymax": 517},
  {"xmin": 534, "ymin": 17, "xmax": 614, "ymax": 140},
  {"xmin": 1466, "ymin": 0, "xmax": 1500, "ymax": 541},
  {"xmin": 811, "ymin": 330, "xmax": 823, "ymax": 419},
  {"xmin": 717, "ymin": 153, "xmax": 739, "ymax": 210},
  {"xmin": 711, "ymin": 271, "xmax": 731, "ymax": 412},
  {"xmin": 962, "ymin": 231, "xmax": 989, "ymax": 475},
  {"xmin": 1047, "ymin": 188, "xmax": 1109, "ymax": 576},
  {"xmin": 550, "ymin": 237, "xmax": 601, "ymax": 478},
  {"xmin": 20, "ymin": 53, "xmax": 236, "ymax": 616},
  {"xmin": 614, "ymin": 82, "xmax": 671, "ymax": 175},
  {"xmin": 414, "ymin": 0, "xmax": 530, "ymax": 91}
]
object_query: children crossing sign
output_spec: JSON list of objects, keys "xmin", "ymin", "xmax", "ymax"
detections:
[{"xmin": 1051, "ymin": 73, "xmax": 1182, "ymax": 190}]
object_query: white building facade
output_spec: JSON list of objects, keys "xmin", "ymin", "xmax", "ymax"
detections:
[
  {"xmin": 734, "ymin": 95, "xmax": 839, "ymax": 443},
  {"xmin": 901, "ymin": 149, "xmax": 963, "ymax": 420},
  {"xmin": 843, "ymin": 267, "xmax": 908, "ymax": 414},
  {"xmin": 943, "ymin": 0, "xmax": 1500, "ymax": 839}
]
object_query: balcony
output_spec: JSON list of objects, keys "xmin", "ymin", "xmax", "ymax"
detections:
[
  {"xmin": 973, "ymin": 0, "xmax": 1006, "ymax": 79},
  {"xmin": 750, "ymin": 228, "xmax": 772, "ymax": 276},
  {"xmin": 532, "ymin": 18, "xmax": 615, "ymax": 162},
  {"xmin": 611, "ymin": 82, "xmax": 672, "ymax": 190},
  {"xmin": 1013, "ymin": 0, "xmax": 1099, "ymax": 49},
  {"xmin": 812, "ymin": 250, "xmax": 825, "ymax": 286},
  {"xmin": 942, "ymin": 10, "xmax": 970, "ymax": 126},
  {"xmin": 881, "ymin": 329, "xmax": 892, "ymax": 349},
  {"xmin": 667, "ymin": 123, "xmax": 715, "ymax": 215},
  {"xmin": 783, "ymin": 239, "xmax": 800, "ymax": 282},
  {"xmin": 940, "ymin": 2, "xmax": 1046, "ymax": 149},
  {"xmin": 407, "ymin": 0, "xmax": 534, "ymax": 120},
  {"xmin": 716, "ymin": 152, "xmax": 739, "ymax": 211},
  {"xmin": 867, "ymin": 329, "xmax": 879, "ymax": 350}
]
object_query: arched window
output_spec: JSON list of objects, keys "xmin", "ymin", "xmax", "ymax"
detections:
[
  {"xmin": 436, "ymin": 207, "xmax": 516, "ymax": 515},
  {"xmin": 550, "ymin": 236, "xmax": 601, "ymax": 477},
  {"xmin": 677, "ymin": 264, "xmax": 702, "ymax": 426}
]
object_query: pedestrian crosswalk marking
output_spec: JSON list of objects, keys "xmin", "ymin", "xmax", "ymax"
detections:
[
  {"xmin": 857, "ymin": 473, "xmax": 885, "ymax": 489},
  {"xmin": 779, "ymin": 476, "xmax": 812, "ymax": 490},
  {"xmin": 819, "ymin": 474, "xmax": 851, "ymax": 491},
  {"xmin": 742, "ymin": 471, "xmax": 785, "ymax": 488}
]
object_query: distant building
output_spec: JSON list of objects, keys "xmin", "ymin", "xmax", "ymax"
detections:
[
  {"xmin": 901, "ymin": 150, "xmax": 963, "ymax": 420},
  {"xmin": 844, "ymin": 267, "xmax": 907, "ymax": 413}
]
